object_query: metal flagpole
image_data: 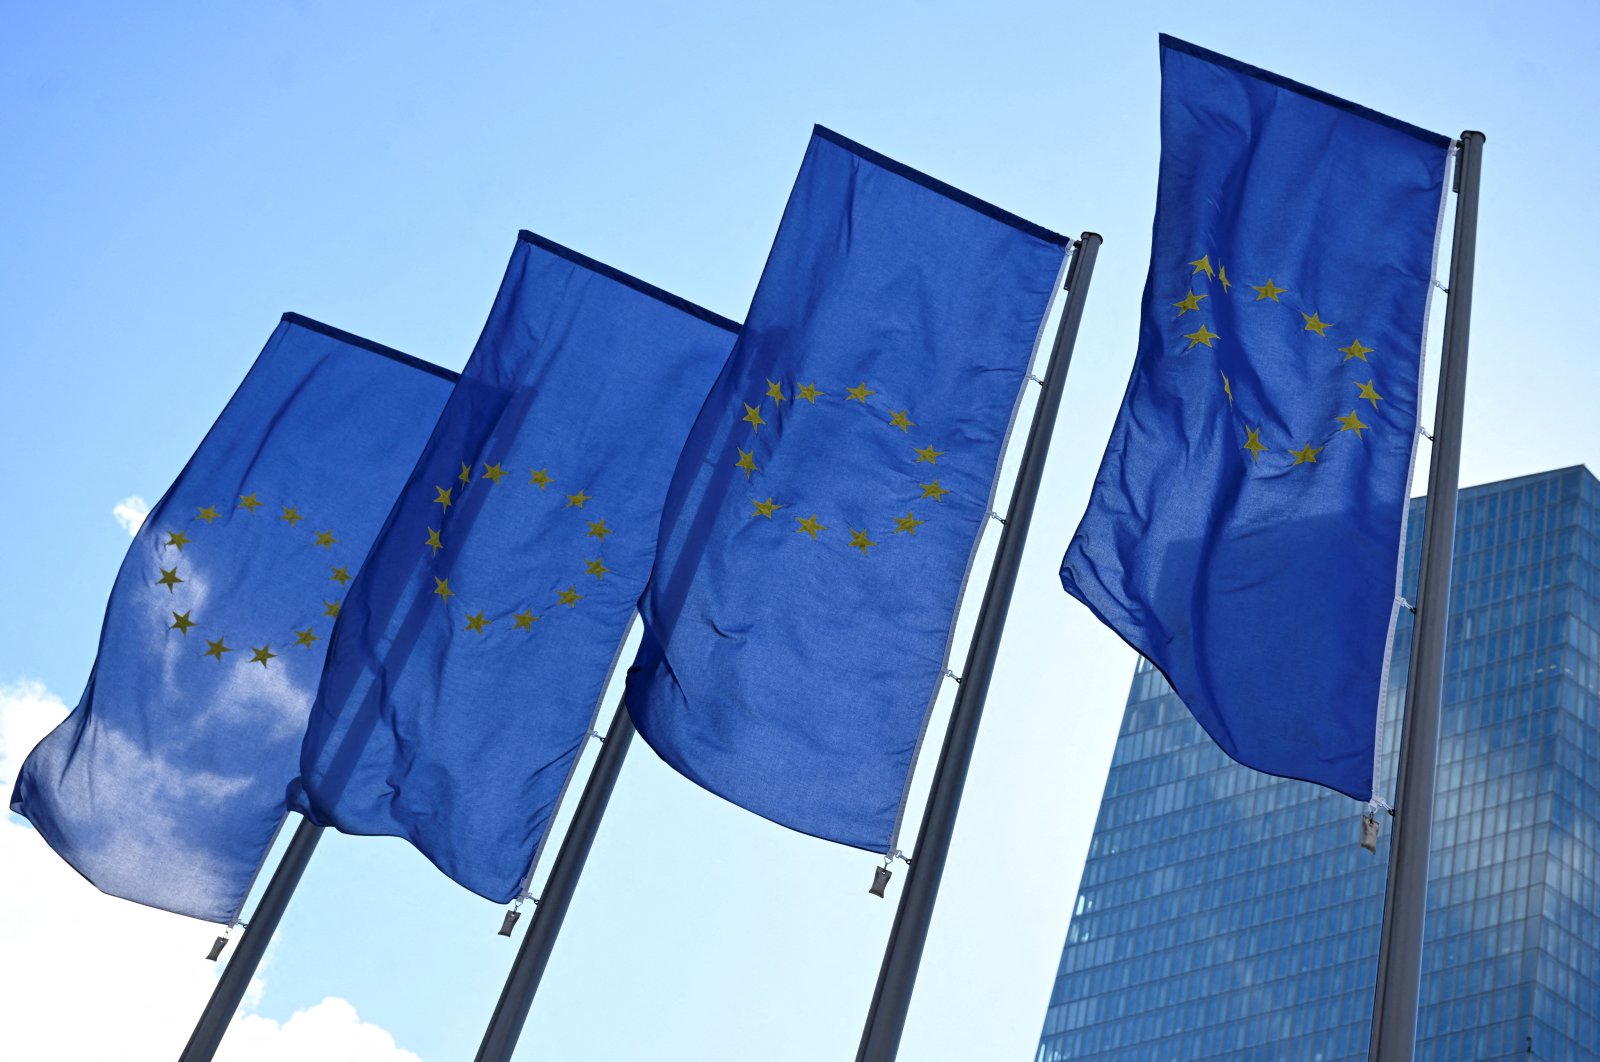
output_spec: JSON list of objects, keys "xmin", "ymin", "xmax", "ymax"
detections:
[
  {"xmin": 857, "ymin": 233, "xmax": 1102, "ymax": 1062},
  {"xmin": 476, "ymin": 697, "xmax": 635, "ymax": 1062},
  {"xmin": 179, "ymin": 817, "xmax": 324, "ymax": 1061},
  {"xmin": 1367, "ymin": 130, "xmax": 1484, "ymax": 1062}
]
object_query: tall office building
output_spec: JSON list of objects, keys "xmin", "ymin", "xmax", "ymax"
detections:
[{"xmin": 1037, "ymin": 466, "xmax": 1600, "ymax": 1061}]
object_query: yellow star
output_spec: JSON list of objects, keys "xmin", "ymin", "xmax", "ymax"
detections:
[
  {"xmin": 742, "ymin": 403, "xmax": 766, "ymax": 432},
  {"xmin": 585, "ymin": 557, "xmax": 611, "ymax": 579},
  {"xmin": 914, "ymin": 445, "xmax": 944, "ymax": 465},
  {"xmin": 1356, "ymin": 379, "xmax": 1384, "ymax": 408},
  {"xmin": 166, "ymin": 530, "xmax": 191, "ymax": 551},
  {"xmin": 558, "ymin": 586, "xmax": 583, "ymax": 608},
  {"xmin": 1189, "ymin": 254, "xmax": 1214, "ymax": 278},
  {"xmin": 1337, "ymin": 410, "xmax": 1371, "ymax": 438},
  {"xmin": 797, "ymin": 383, "xmax": 824, "ymax": 403},
  {"xmin": 921, "ymin": 480, "xmax": 950, "ymax": 502},
  {"xmin": 1218, "ymin": 265, "xmax": 1232, "ymax": 293},
  {"xmin": 1184, "ymin": 324, "xmax": 1220, "ymax": 350},
  {"xmin": 752, "ymin": 497, "xmax": 783, "ymax": 519},
  {"xmin": 1243, "ymin": 427, "xmax": 1267, "ymax": 463},
  {"xmin": 313, "ymin": 529, "xmax": 337, "ymax": 549},
  {"xmin": 513, "ymin": 610, "xmax": 539, "ymax": 631},
  {"xmin": 433, "ymin": 485, "xmax": 453, "ymax": 510},
  {"xmin": 482, "ymin": 462, "xmax": 506, "ymax": 484},
  {"xmin": 846, "ymin": 382, "xmax": 876, "ymax": 403},
  {"xmin": 1301, "ymin": 311, "xmax": 1332, "ymax": 336},
  {"xmin": 203, "ymin": 637, "xmax": 231, "ymax": 661},
  {"xmin": 156, "ymin": 567, "xmax": 183, "ymax": 592},
  {"xmin": 1252, "ymin": 278, "xmax": 1287, "ymax": 302},
  {"xmin": 464, "ymin": 611, "xmax": 491, "ymax": 634},
  {"xmin": 458, "ymin": 462, "xmax": 473, "ymax": 486},
  {"xmin": 766, "ymin": 379, "xmax": 786, "ymax": 404},
  {"xmin": 238, "ymin": 493, "xmax": 262, "ymax": 513},
  {"xmin": 425, "ymin": 528, "xmax": 443, "ymax": 555},
  {"xmin": 280, "ymin": 505, "xmax": 303, "ymax": 526},
  {"xmin": 893, "ymin": 512, "xmax": 925, "ymax": 536},
  {"xmin": 169, "ymin": 610, "xmax": 196, "ymax": 635},
  {"xmin": 794, "ymin": 514, "xmax": 826, "ymax": 539},
  {"xmin": 1173, "ymin": 291, "xmax": 1209, "ymax": 316},
  {"xmin": 196, "ymin": 505, "xmax": 221, "ymax": 524},
  {"xmin": 249, "ymin": 645, "xmax": 277, "ymax": 668},
  {"xmin": 586, "ymin": 519, "xmax": 612, "ymax": 541},
  {"xmin": 735, "ymin": 449, "xmax": 759, "ymax": 478},
  {"xmin": 323, "ymin": 600, "xmax": 342, "ymax": 617},
  {"xmin": 294, "ymin": 627, "xmax": 321, "ymax": 648},
  {"xmin": 849, "ymin": 528, "xmax": 877, "ymax": 556},
  {"xmin": 529, "ymin": 468, "xmax": 553, "ymax": 489},
  {"xmin": 330, "ymin": 565, "xmax": 352, "ymax": 586},
  {"xmin": 565, "ymin": 489, "xmax": 591, "ymax": 509},
  {"xmin": 1221, "ymin": 372, "xmax": 1233, "ymax": 404},
  {"xmin": 889, "ymin": 410, "xmax": 915, "ymax": 432},
  {"xmin": 433, "ymin": 576, "xmax": 454, "ymax": 601},
  {"xmin": 1340, "ymin": 339, "xmax": 1373, "ymax": 362},
  {"xmin": 1290, "ymin": 443, "xmax": 1324, "ymax": 465}
]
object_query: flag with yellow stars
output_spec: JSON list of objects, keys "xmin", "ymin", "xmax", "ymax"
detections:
[
  {"xmin": 9, "ymin": 315, "xmax": 455, "ymax": 922},
  {"xmin": 293, "ymin": 232, "xmax": 737, "ymax": 903},
  {"xmin": 1061, "ymin": 36, "xmax": 1453, "ymax": 801},
  {"xmin": 626, "ymin": 127, "xmax": 1069, "ymax": 852}
]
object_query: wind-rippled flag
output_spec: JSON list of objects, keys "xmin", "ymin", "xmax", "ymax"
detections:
[
  {"xmin": 1061, "ymin": 36, "xmax": 1453, "ymax": 800},
  {"xmin": 627, "ymin": 127, "xmax": 1069, "ymax": 852},
  {"xmin": 294, "ymin": 233, "xmax": 738, "ymax": 902},
  {"xmin": 10, "ymin": 316, "xmax": 456, "ymax": 922}
]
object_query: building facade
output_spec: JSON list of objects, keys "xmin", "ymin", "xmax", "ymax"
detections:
[{"xmin": 1037, "ymin": 467, "xmax": 1600, "ymax": 1061}]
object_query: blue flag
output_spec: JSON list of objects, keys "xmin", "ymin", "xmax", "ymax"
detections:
[
  {"xmin": 10, "ymin": 316, "xmax": 455, "ymax": 922},
  {"xmin": 1061, "ymin": 37, "xmax": 1452, "ymax": 801},
  {"xmin": 627, "ymin": 128, "xmax": 1069, "ymax": 852},
  {"xmin": 294, "ymin": 233, "xmax": 738, "ymax": 902}
]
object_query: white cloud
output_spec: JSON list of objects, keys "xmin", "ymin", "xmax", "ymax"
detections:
[
  {"xmin": 218, "ymin": 998, "xmax": 422, "ymax": 1062},
  {"xmin": 114, "ymin": 495, "xmax": 150, "ymax": 536},
  {"xmin": 0, "ymin": 679, "xmax": 421, "ymax": 1061}
]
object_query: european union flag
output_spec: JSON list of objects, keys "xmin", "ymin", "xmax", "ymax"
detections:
[
  {"xmin": 10, "ymin": 316, "xmax": 455, "ymax": 922},
  {"xmin": 627, "ymin": 128, "xmax": 1069, "ymax": 852},
  {"xmin": 1061, "ymin": 37, "xmax": 1452, "ymax": 801},
  {"xmin": 294, "ymin": 233, "xmax": 737, "ymax": 902}
]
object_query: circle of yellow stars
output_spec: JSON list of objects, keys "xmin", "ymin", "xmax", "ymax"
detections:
[
  {"xmin": 155, "ymin": 493, "xmax": 355, "ymax": 669},
  {"xmin": 421, "ymin": 457, "xmax": 615, "ymax": 638},
  {"xmin": 1177, "ymin": 252, "xmax": 1386, "ymax": 471},
  {"xmin": 733, "ymin": 378, "xmax": 948, "ymax": 557}
]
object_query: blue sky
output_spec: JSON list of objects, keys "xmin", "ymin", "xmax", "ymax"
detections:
[{"xmin": 2, "ymin": 2, "xmax": 1596, "ymax": 1059}]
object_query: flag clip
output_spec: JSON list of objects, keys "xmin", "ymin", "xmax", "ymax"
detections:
[
  {"xmin": 206, "ymin": 935, "xmax": 230, "ymax": 962},
  {"xmin": 1028, "ymin": 373, "xmax": 1045, "ymax": 387},
  {"xmin": 943, "ymin": 668, "xmax": 963, "ymax": 684},
  {"xmin": 1360, "ymin": 800, "xmax": 1387, "ymax": 854},
  {"xmin": 1418, "ymin": 426, "xmax": 1434, "ymax": 442},
  {"xmin": 498, "ymin": 897, "xmax": 526, "ymax": 937},
  {"xmin": 989, "ymin": 512, "xmax": 1007, "ymax": 525}
]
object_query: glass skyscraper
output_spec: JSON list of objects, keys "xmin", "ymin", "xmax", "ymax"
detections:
[{"xmin": 1037, "ymin": 466, "xmax": 1600, "ymax": 1061}]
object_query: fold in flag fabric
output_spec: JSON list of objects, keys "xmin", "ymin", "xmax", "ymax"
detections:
[
  {"xmin": 294, "ymin": 232, "xmax": 738, "ymax": 902},
  {"xmin": 10, "ymin": 316, "xmax": 455, "ymax": 922},
  {"xmin": 1061, "ymin": 36, "xmax": 1452, "ymax": 801},
  {"xmin": 627, "ymin": 127, "xmax": 1069, "ymax": 852}
]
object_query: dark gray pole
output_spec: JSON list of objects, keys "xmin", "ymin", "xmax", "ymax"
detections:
[
  {"xmin": 856, "ymin": 233, "xmax": 1101, "ymax": 1062},
  {"xmin": 1367, "ymin": 131, "xmax": 1484, "ymax": 1062},
  {"xmin": 179, "ymin": 817, "xmax": 324, "ymax": 1061},
  {"xmin": 476, "ymin": 699, "xmax": 635, "ymax": 1062}
]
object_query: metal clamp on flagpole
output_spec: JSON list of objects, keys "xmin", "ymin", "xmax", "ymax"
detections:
[
  {"xmin": 856, "ymin": 233, "xmax": 1102, "ymax": 1062},
  {"xmin": 1367, "ymin": 131, "xmax": 1483, "ymax": 1062}
]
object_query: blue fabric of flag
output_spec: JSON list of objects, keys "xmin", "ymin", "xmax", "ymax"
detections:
[
  {"xmin": 627, "ymin": 127, "xmax": 1069, "ymax": 852},
  {"xmin": 10, "ymin": 316, "xmax": 455, "ymax": 922},
  {"xmin": 1061, "ymin": 36, "xmax": 1452, "ymax": 801},
  {"xmin": 293, "ymin": 232, "xmax": 737, "ymax": 902}
]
